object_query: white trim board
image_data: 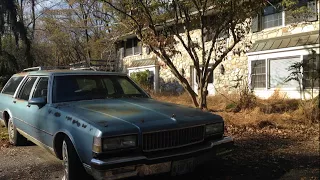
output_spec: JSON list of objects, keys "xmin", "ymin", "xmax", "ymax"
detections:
[
  {"xmin": 247, "ymin": 44, "xmax": 320, "ymax": 56},
  {"xmin": 127, "ymin": 65, "xmax": 159, "ymax": 70},
  {"xmin": 247, "ymin": 46, "xmax": 320, "ymax": 61}
]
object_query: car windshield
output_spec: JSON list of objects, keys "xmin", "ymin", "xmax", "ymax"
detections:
[{"xmin": 52, "ymin": 75, "xmax": 148, "ymax": 103}]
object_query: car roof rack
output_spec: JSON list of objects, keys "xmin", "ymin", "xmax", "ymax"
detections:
[
  {"xmin": 22, "ymin": 66, "xmax": 97, "ymax": 72},
  {"xmin": 22, "ymin": 66, "xmax": 44, "ymax": 72}
]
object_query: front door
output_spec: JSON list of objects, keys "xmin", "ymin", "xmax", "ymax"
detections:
[
  {"xmin": 12, "ymin": 76, "xmax": 50, "ymax": 145},
  {"xmin": 193, "ymin": 67, "xmax": 215, "ymax": 95}
]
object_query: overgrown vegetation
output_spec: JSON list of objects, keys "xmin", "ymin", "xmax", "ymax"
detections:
[
  {"xmin": 153, "ymin": 90, "xmax": 319, "ymax": 127},
  {"xmin": 0, "ymin": 125, "xmax": 8, "ymax": 140},
  {"xmin": 130, "ymin": 70, "xmax": 150, "ymax": 87}
]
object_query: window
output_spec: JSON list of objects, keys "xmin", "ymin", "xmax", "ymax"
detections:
[
  {"xmin": 251, "ymin": 60, "xmax": 266, "ymax": 88},
  {"xmin": 18, "ymin": 77, "xmax": 37, "ymax": 101},
  {"xmin": 133, "ymin": 38, "xmax": 141, "ymax": 55},
  {"xmin": 262, "ymin": 5, "xmax": 283, "ymax": 29},
  {"xmin": 1, "ymin": 76, "xmax": 24, "ymax": 95},
  {"xmin": 32, "ymin": 77, "xmax": 49, "ymax": 98},
  {"xmin": 52, "ymin": 75, "xmax": 147, "ymax": 103},
  {"xmin": 269, "ymin": 56, "xmax": 300, "ymax": 88},
  {"xmin": 124, "ymin": 38, "xmax": 142, "ymax": 57},
  {"xmin": 250, "ymin": 54, "xmax": 319, "ymax": 90},
  {"xmin": 307, "ymin": 0, "xmax": 318, "ymax": 21},
  {"xmin": 118, "ymin": 78, "xmax": 141, "ymax": 94},
  {"xmin": 125, "ymin": 39, "xmax": 133, "ymax": 56},
  {"xmin": 103, "ymin": 79, "xmax": 115, "ymax": 94},
  {"xmin": 252, "ymin": 0, "xmax": 318, "ymax": 32},
  {"xmin": 303, "ymin": 54, "xmax": 319, "ymax": 88}
]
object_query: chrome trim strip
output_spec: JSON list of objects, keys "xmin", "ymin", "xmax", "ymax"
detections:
[
  {"xmin": 17, "ymin": 128, "xmax": 55, "ymax": 154},
  {"xmin": 142, "ymin": 124, "xmax": 205, "ymax": 134},
  {"xmin": 0, "ymin": 110, "xmax": 3, "ymax": 121},
  {"xmin": 91, "ymin": 137, "xmax": 233, "ymax": 166},
  {"xmin": 83, "ymin": 163, "xmax": 92, "ymax": 175},
  {"xmin": 91, "ymin": 156, "xmax": 147, "ymax": 166},
  {"xmin": 147, "ymin": 137, "xmax": 233, "ymax": 160},
  {"xmin": 211, "ymin": 136, "xmax": 233, "ymax": 146},
  {"xmin": 14, "ymin": 116, "xmax": 54, "ymax": 136}
]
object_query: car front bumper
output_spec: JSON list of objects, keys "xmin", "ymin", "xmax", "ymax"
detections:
[{"xmin": 90, "ymin": 136, "xmax": 233, "ymax": 180}]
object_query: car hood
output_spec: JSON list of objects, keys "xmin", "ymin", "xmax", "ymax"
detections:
[{"xmin": 54, "ymin": 98, "xmax": 223, "ymax": 134}]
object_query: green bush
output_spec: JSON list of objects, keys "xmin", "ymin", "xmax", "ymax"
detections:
[{"xmin": 130, "ymin": 70, "xmax": 149, "ymax": 87}]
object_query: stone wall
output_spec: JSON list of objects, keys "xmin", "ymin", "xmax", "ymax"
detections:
[{"xmin": 122, "ymin": 5, "xmax": 320, "ymax": 95}]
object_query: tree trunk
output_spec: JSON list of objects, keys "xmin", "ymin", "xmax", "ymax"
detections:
[
  {"xmin": 197, "ymin": 81, "xmax": 208, "ymax": 110},
  {"xmin": 176, "ymin": 75, "xmax": 199, "ymax": 107},
  {"xmin": 31, "ymin": 0, "xmax": 35, "ymax": 39}
]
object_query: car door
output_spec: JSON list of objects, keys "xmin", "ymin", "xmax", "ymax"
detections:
[
  {"xmin": 29, "ymin": 77, "xmax": 54, "ymax": 147},
  {"xmin": 12, "ymin": 76, "xmax": 50, "ymax": 145}
]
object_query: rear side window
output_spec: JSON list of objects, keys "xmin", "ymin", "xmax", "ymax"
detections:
[
  {"xmin": 18, "ymin": 77, "xmax": 37, "ymax": 101},
  {"xmin": 1, "ymin": 76, "xmax": 24, "ymax": 95}
]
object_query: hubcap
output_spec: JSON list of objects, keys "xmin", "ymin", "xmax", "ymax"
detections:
[
  {"xmin": 8, "ymin": 120, "xmax": 14, "ymax": 143},
  {"xmin": 62, "ymin": 141, "xmax": 69, "ymax": 180}
]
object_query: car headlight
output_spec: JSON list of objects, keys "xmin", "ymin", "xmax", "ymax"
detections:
[
  {"xmin": 102, "ymin": 135, "xmax": 137, "ymax": 151},
  {"xmin": 205, "ymin": 123, "xmax": 224, "ymax": 136}
]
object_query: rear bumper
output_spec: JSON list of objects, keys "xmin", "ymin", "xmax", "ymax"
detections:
[{"xmin": 90, "ymin": 136, "xmax": 233, "ymax": 180}]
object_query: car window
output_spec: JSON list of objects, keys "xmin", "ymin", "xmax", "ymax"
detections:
[
  {"xmin": 103, "ymin": 78, "xmax": 115, "ymax": 94},
  {"xmin": 32, "ymin": 77, "xmax": 49, "ymax": 98},
  {"xmin": 53, "ymin": 75, "xmax": 147, "ymax": 103},
  {"xmin": 1, "ymin": 76, "xmax": 24, "ymax": 95},
  {"xmin": 18, "ymin": 77, "xmax": 37, "ymax": 101},
  {"xmin": 118, "ymin": 78, "xmax": 140, "ymax": 94},
  {"xmin": 76, "ymin": 78, "xmax": 97, "ymax": 92}
]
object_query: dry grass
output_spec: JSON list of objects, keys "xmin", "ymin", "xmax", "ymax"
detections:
[
  {"xmin": 152, "ymin": 91, "xmax": 319, "ymax": 129},
  {"xmin": 0, "ymin": 126, "xmax": 8, "ymax": 140}
]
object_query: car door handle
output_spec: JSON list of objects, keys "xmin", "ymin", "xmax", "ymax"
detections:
[
  {"xmin": 13, "ymin": 100, "xmax": 16, "ymax": 104},
  {"xmin": 27, "ymin": 104, "xmax": 31, "ymax": 107}
]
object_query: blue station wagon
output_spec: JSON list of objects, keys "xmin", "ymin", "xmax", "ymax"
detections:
[{"xmin": 0, "ymin": 68, "xmax": 233, "ymax": 180}]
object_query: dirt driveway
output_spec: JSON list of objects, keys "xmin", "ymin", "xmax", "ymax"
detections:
[{"xmin": 0, "ymin": 124, "xmax": 319, "ymax": 180}]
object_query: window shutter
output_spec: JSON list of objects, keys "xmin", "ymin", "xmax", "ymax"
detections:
[
  {"xmin": 307, "ymin": 0, "xmax": 318, "ymax": 22},
  {"xmin": 251, "ymin": 15, "xmax": 259, "ymax": 33}
]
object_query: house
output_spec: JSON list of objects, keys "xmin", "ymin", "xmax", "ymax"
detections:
[{"xmin": 115, "ymin": 0, "xmax": 319, "ymax": 99}]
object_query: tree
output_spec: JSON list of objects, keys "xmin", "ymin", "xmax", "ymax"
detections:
[
  {"xmin": 0, "ymin": 0, "xmax": 41, "ymax": 79},
  {"xmin": 0, "ymin": 0, "xmax": 34, "ymax": 69},
  {"xmin": 40, "ymin": 0, "xmax": 118, "ymax": 67},
  {"xmin": 102, "ymin": 0, "xmax": 266, "ymax": 109}
]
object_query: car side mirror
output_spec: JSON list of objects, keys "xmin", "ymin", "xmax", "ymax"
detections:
[{"xmin": 28, "ymin": 97, "xmax": 47, "ymax": 106}]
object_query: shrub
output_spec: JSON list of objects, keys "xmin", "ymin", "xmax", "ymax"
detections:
[
  {"xmin": 295, "ymin": 96, "xmax": 319, "ymax": 124},
  {"xmin": 130, "ymin": 70, "xmax": 149, "ymax": 87},
  {"xmin": 236, "ymin": 83, "xmax": 257, "ymax": 111}
]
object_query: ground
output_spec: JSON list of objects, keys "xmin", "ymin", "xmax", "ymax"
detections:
[{"xmin": 0, "ymin": 121, "xmax": 319, "ymax": 180}]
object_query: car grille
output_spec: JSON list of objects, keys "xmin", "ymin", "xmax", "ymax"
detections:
[{"xmin": 142, "ymin": 125, "xmax": 205, "ymax": 152}]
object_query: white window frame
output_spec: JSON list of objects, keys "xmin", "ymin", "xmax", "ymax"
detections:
[
  {"xmin": 248, "ymin": 45, "xmax": 320, "ymax": 91},
  {"xmin": 260, "ymin": 4, "xmax": 285, "ymax": 30},
  {"xmin": 127, "ymin": 65, "xmax": 160, "ymax": 93}
]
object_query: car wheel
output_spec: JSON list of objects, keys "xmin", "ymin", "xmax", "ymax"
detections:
[
  {"xmin": 62, "ymin": 137, "xmax": 90, "ymax": 180},
  {"xmin": 8, "ymin": 118, "xmax": 27, "ymax": 146}
]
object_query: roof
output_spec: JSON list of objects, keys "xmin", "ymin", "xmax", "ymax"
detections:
[
  {"xmin": 14, "ymin": 69, "xmax": 126, "ymax": 76},
  {"xmin": 249, "ymin": 31, "xmax": 319, "ymax": 53}
]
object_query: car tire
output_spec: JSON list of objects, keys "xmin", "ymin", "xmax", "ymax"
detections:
[
  {"xmin": 8, "ymin": 118, "xmax": 27, "ymax": 146},
  {"xmin": 62, "ymin": 137, "xmax": 91, "ymax": 180}
]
